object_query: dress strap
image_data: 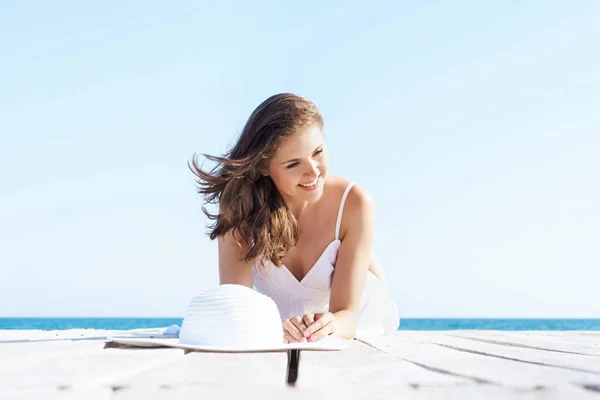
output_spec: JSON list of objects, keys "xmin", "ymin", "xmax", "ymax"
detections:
[{"xmin": 335, "ymin": 182, "xmax": 356, "ymax": 240}]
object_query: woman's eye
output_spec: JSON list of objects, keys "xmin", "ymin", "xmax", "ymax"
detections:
[{"xmin": 285, "ymin": 149, "xmax": 322, "ymax": 169}]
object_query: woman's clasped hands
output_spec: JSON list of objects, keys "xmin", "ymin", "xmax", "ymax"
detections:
[{"xmin": 282, "ymin": 312, "xmax": 336, "ymax": 343}]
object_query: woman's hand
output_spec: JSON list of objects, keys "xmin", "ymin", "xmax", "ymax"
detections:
[
  {"xmin": 282, "ymin": 312, "xmax": 336, "ymax": 343},
  {"xmin": 282, "ymin": 316, "xmax": 309, "ymax": 344},
  {"xmin": 303, "ymin": 312, "xmax": 336, "ymax": 342}
]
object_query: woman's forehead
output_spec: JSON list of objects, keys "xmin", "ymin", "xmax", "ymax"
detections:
[{"xmin": 273, "ymin": 125, "xmax": 323, "ymax": 159}]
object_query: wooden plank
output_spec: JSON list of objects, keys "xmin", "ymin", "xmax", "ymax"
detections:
[
  {"xmin": 0, "ymin": 329, "xmax": 121, "ymax": 342},
  {"xmin": 3, "ymin": 385, "xmax": 600, "ymax": 400},
  {"xmin": 0, "ymin": 340, "xmax": 182, "ymax": 390},
  {"xmin": 396, "ymin": 331, "xmax": 600, "ymax": 354},
  {"xmin": 0, "ymin": 328, "xmax": 174, "ymax": 341},
  {"xmin": 394, "ymin": 332, "xmax": 600, "ymax": 372},
  {"xmin": 99, "ymin": 385, "xmax": 600, "ymax": 399},
  {"xmin": 448, "ymin": 331, "xmax": 600, "ymax": 356},
  {"xmin": 106, "ymin": 340, "xmax": 469, "ymax": 394},
  {"xmin": 1, "ymin": 388, "xmax": 112, "ymax": 400},
  {"xmin": 0, "ymin": 328, "xmax": 168, "ymax": 360},
  {"xmin": 292, "ymin": 340, "xmax": 470, "ymax": 388},
  {"xmin": 358, "ymin": 334, "xmax": 600, "ymax": 388},
  {"xmin": 397, "ymin": 330, "xmax": 600, "ymax": 342},
  {"xmin": 2, "ymin": 330, "xmax": 600, "ymax": 398},
  {"xmin": 438, "ymin": 330, "xmax": 600, "ymax": 342},
  {"xmin": 1, "ymin": 340, "xmax": 78, "ymax": 360},
  {"xmin": 514, "ymin": 331, "xmax": 600, "ymax": 337}
]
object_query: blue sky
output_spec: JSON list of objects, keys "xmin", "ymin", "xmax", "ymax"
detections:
[{"xmin": 1, "ymin": 1, "xmax": 598, "ymax": 318}]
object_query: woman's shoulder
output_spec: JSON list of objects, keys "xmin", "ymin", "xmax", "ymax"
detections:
[
  {"xmin": 325, "ymin": 176, "xmax": 375, "ymax": 241},
  {"xmin": 325, "ymin": 176, "xmax": 375, "ymax": 213}
]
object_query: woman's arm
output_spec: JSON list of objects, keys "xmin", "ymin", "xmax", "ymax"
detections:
[
  {"xmin": 368, "ymin": 254, "xmax": 387, "ymax": 288},
  {"xmin": 218, "ymin": 230, "xmax": 254, "ymax": 288},
  {"xmin": 310, "ymin": 184, "xmax": 376, "ymax": 340}
]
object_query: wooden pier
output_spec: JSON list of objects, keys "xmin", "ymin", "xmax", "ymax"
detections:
[{"xmin": 1, "ymin": 329, "xmax": 599, "ymax": 399}]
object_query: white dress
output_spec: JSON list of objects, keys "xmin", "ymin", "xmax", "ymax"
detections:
[{"xmin": 253, "ymin": 182, "xmax": 399, "ymax": 337}]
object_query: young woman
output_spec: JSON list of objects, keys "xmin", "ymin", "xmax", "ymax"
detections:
[{"xmin": 189, "ymin": 93, "xmax": 399, "ymax": 343}]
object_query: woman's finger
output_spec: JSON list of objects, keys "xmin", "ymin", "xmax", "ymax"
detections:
[
  {"xmin": 283, "ymin": 330, "xmax": 295, "ymax": 344},
  {"xmin": 304, "ymin": 312, "xmax": 334, "ymax": 338},
  {"xmin": 308, "ymin": 320, "xmax": 334, "ymax": 342},
  {"xmin": 302, "ymin": 313, "xmax": 315, "ymax": 331},
  {"xmin": 282, "ymin": 319, "xmax": 305, "ymax": 341},
  {"xmin": 305, "ymin": 312, "xmax": 336, "ymax": 342},
  {"xmin": 289, "ymin": 316, "xmax": 308, "ymax": 341}
]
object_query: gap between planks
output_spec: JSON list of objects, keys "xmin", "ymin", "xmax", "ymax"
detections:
[{"xmin": 358, "ymin": 333, "xmax": 600, "ymax": 391}]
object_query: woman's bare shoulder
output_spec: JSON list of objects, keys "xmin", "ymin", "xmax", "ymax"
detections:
[
  {"xmin": 323, "ymin": 175, "xmax": 356, "ymax": 198},
  {"xmin": 325, "ymin": 176, "xmax": 375, "ymax": 208},
  {"xmin": 330, "ymin": 178, "xmax": 376, "ymax": 240}
]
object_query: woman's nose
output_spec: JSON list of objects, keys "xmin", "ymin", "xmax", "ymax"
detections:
[{"xmin": 305, "ymin": 160, "xmax": 319, "ymax": 176}]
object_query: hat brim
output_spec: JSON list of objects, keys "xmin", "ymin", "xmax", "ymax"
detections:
[{"xmin": 106, "ymin": 334, "xmax": 351, "ymax": 352}]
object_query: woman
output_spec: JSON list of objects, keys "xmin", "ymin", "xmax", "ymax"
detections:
[{"xmin": 189, "ymin": 93, "xmax": 399, "ymax": 344}]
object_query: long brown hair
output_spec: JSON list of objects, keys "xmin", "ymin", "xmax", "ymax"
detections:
[{"xmin": 188, "ymin": 93, "xmax": 324, "ymax": 267}]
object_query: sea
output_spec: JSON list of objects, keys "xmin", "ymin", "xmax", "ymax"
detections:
[{"xmin": 1, "ymin": 318, "xmax": 599, "ymax": 331}]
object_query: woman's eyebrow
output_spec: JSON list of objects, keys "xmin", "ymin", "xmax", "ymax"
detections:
[{"xmin": 280, "ymin": 143, "xmax": 324, "ymax": 164}]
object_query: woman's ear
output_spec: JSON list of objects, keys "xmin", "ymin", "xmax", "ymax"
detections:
[{"xmin": 260, "ymin": 157, "xmax": 271, "ymax": 176}]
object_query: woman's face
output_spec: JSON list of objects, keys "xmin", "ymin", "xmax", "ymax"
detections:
[{"xmin": 265, "ymin": 124, "xmax": 329, "ymax": 204}]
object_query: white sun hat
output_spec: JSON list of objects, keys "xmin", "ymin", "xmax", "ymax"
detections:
[
  {"xmin": 107, "ymin": 284, "xmax": 350, "ymax": 384},
  {"xmin": 107, "ymin": 284, "xmax": 351, "ymax": 353}
]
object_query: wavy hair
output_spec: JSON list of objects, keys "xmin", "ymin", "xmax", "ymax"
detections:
[{"xmin": 188, "ymin": 93, "xmax": 324, "ymax": 267}]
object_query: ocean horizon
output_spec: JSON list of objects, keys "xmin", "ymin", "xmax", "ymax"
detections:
[{"xmin": 1, "ymin": 318, "xmax": 599, "ymax": 331}]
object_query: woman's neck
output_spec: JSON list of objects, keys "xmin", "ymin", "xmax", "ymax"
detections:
[
  {"xmin": 281, "ymin": 179, "xmax": 330, "ymax": 219},
  {"xmin": 284, "ymin": 198, "xmax": 312, "ymax": 220}
]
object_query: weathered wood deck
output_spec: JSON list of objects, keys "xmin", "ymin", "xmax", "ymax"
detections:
[{"xmin": 1, "ymin": 329, "xmax": 599, "ymax": 399}]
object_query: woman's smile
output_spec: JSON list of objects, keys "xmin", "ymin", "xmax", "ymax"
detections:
[{"xmin": 298, "ymin": 175, "xmax": 321, "ymax": 191}]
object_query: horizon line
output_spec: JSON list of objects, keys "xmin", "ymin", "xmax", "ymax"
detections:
[{"xmin": 2, "ymin": 316, "xmax": 599, "ymax": 320}]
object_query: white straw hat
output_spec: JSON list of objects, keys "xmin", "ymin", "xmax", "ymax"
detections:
[{"xmin": 107, "ymin": 284, "xmax": 350, "ymax": 353}]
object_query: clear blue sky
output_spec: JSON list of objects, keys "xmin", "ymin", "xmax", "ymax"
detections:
[{"xmin": 1, "ymin": 1, "xmax": 598, "ymax": 318}]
